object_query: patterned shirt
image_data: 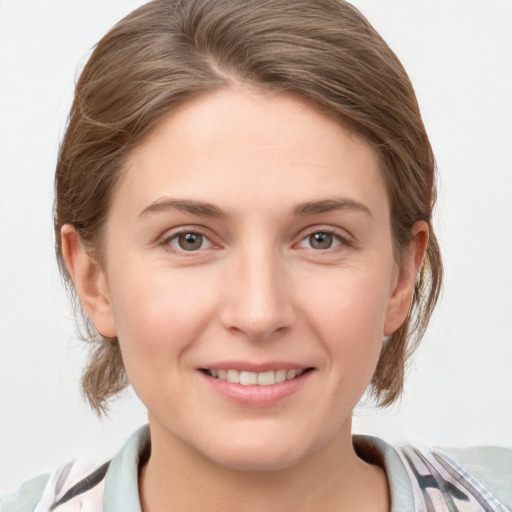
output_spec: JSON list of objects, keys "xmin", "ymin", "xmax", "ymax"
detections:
[{"xmin": 2, "ymin": 425, "xmax": 511, "ymax": 511}]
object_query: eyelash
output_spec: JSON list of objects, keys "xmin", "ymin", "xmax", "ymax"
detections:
[
  {"xmin": 160, "ymin": 228, "xmax": 216, "ymax": 255},
  {"xmin": 296, "ymin": 228, "xmax": 348, "ymax": 252},
  {"xmin": 159, "ymin": 226, "xmax": 350, "ymax": 255}
]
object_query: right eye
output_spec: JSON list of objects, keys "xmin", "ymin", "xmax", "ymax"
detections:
[{"xmin": 165, "ymin": 231, "xmax": 213, "ymax": 252}]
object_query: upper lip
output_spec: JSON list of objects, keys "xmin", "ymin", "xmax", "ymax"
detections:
[{"xmin": 199, "ymin": 361, "xmax": 313, "ymax": 372}]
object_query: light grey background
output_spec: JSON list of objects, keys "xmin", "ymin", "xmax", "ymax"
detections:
[{"xmin": 1, "ymin": 0, "xmax": 511, "ymax": 495}]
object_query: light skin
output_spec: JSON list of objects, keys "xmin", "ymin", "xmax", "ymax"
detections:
[{"xmin": 62, "ymin": 88, "xmax": 428, "ymax": 512}]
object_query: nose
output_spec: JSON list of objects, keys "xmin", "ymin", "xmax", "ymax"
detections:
[{"xmin": 219, "ymin": 244, "xmax": 295, "ymax": 342}]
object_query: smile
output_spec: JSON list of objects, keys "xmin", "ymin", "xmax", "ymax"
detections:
[
  {"xmin": 199, "ymin": 366, "xmax": 315, "ymax": 406},
  {"xmin": 204, "ymin": 368, "xmax": 308, "ymax": 386}
]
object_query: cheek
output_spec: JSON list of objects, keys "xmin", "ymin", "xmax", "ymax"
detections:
[
  {"xmin": 299, "ymin": 265, "xmax": 393, "ymax": 377},
  {"xmin": 106, "ymin": 265, "xmax": 218, "ymax": 375},
  {"xmin": 108, "ymin": 270, "xmax": 221, "ymax": 419},
  {"xmin": 304, "ymin": 265, "xmax": 392, "ymax": 338}
]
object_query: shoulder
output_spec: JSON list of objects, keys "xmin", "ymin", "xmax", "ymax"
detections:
[
  {"xmin": 0, "ymin": 474, "xmax": 51, "ymax": 512},
  {"xmin": 0, "ymin": 460, "xmax": 110, "ymax": 512},
  {"xmin": 397, "ymin": 444, "xmax": 512, "ymax": 511},
  {"xmin": 440, "ymin": 445, "xmax": 512, "ymax": 509},
  {"xmin": 0, "ymin": 425, "xmax": 149, "ymax": 512},
  {"xmin": 354, "ymin": 435, "xmax": 512, "ymax": 511}
]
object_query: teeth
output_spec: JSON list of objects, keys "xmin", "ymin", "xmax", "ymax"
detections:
[
  {"xmin": 226, "ymin": 369, "xmax": 240, "ymax": 384},
  {"xmin": 275, "ymin": 369, "xmax": 287, "ymax": 383},
  {"xmin": 286, "ymin": 369, "xmax": 297, "ymax": 380},
  {"xmin": 207, "ymin": 368, "xmax": 305, "ymax": 385},
  {"xmin": 257, "ymin": 370, "xmax": 275, "ymax": 385},
  {"xmin": 240, "ymin": 371, "xmax": 258, "ymax": 385}
]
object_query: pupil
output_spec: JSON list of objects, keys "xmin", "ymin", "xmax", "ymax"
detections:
[
  {"xmin": 179, "ymin": 233, "xmax": 202, "ymax": 251},
  {"xmin": 310, "ymin": 232, "xmax": 332, "ymax": 249}
]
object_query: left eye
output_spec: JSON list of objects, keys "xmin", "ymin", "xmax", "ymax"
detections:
[
  {"xmin": 168, "ymin": 232, "xmax": 212, "ymax": 252},
  {"xmin": 299, "ymin": 232, "xmax": 342, "ymax": 250}
]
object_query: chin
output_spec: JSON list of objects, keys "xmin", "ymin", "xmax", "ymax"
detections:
[
  {"xmin": 199, "ymin": 429, "xmax": 320, "ymax": 472},
  {"xmin": 209, "ymin": 446, "xmax": 304, "ymax": 472}
]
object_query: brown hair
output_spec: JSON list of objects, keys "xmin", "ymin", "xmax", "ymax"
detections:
[{"xmin": 55, "ymin": 0, "xmax": 442, "ymax": 413}]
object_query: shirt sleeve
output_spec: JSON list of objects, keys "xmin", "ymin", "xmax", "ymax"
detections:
[
  {"xmin": 0, "ymin": 474, "xmax": 51, "ymax": 512},
  {"xmin": 441, "ymin": 445, "xmax": 512, "ymax": 511}
]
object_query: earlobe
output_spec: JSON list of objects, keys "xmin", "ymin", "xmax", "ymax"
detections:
[
  {"xmin": 384, "ymin": 221, "xmax": 429, "ymax": 336},
  {"xmin": 60, "ymin": 224, "xmax": 117, "ymax": 338}
]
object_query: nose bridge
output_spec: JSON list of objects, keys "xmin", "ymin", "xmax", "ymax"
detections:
[{"xmin": 220, "ymin": 237, "xmax": 293, "ymax": 340}]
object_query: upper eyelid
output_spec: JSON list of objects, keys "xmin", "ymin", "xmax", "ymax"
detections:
[
  {"xmin": 297, "ymin": 225, "xmax": 352, "ymax": 242},
  {"xmin": 159, "ymin": 225, "xmax": 216, "ymax": 241},
  {"xmin": 156, "ymin": 224, "xmax": 353, "ymax": 247}
]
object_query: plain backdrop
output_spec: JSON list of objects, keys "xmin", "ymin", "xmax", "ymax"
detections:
[{"xmin": 1, "ymin": 0, "xmax": 511, "ymax": 495}]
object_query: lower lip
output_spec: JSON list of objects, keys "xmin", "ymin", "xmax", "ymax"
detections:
[{"xmin": 199, "ymin": 370, "xmax": 314, "ymax": 407}]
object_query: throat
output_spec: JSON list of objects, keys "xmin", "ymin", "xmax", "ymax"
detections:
[{"xmin": 138, "ymin": 423, "xmax": 390, "ymax": 512}]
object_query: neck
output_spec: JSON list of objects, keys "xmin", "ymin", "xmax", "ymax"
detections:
[{"xmin": 139, "ymin": 420, "xmax": 390, "ymax": 512}]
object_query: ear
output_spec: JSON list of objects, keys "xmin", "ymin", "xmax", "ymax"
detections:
[
  {"xmin": 384, "ymin": 221, "xmax": 429, "ymax": 336},
  {"xmin": 60, "ymin": 224, "xmax": 117, "ymax": 338}
]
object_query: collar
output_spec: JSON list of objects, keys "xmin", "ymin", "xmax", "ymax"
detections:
[{"xmin": 102, "ymin": 425, "xmax": 414, "ymax": 512}]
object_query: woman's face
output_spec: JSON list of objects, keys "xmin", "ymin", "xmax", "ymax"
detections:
[{"xmin": 82, "ymin": 89, "xmax": 420, "ymax": 470}]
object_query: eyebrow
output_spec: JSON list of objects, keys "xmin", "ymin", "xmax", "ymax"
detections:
[
  {"xmin": 291, "ymin": 198, "xmax": 372, "ymax": 218},
  {"xmin": 138, "ymin": 197, "xmax": 372, "ymax": 220},
  {"xmin": 138, "ymin": 198, "xmax": 229, "ymax": 219}
]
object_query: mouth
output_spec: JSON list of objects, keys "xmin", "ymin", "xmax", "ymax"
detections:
[{"xmin": 200, "ymin": 368, "xmax": 314, "ymax": 386}]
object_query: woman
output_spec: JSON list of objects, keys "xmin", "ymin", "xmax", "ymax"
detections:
[{"xmin": 1, "ymin": 0, "xmax": 510, "ymax": 511}]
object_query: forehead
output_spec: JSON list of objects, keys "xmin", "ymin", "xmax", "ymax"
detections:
[{"xmin": 116, "ymin": 88, "xmax": 387, "ymax": 219}]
